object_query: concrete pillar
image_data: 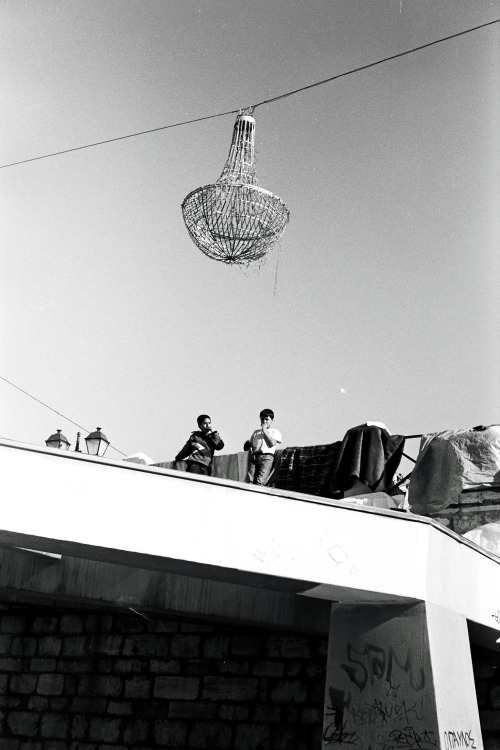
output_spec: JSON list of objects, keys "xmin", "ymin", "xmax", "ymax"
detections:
[{"xmin": 322, "ymin": 601, "xmax": 483, "ymax": 749}]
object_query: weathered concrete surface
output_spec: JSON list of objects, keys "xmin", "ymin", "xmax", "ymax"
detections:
[{"xmin": 323, "ymin": 602, "xmax": 483, "ymax": 750}]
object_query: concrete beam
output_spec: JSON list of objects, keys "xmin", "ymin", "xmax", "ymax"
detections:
[
  {"xmin": 0, "ymin": 546, "xmax": 331, "ymax": 633},
  {"xmin": 1, "ymin": 441, "xmax": 500, "ymax": 634}
]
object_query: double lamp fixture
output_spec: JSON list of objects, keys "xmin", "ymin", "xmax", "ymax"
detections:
[{"xmin": 45, "ymin": 428, "xmax": 110, "ymax": 457}]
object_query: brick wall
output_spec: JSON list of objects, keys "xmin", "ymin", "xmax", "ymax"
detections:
[
  {"xmin": 0, "ymin": 603, "xmax": 328, "ymax": 749},
  {"xmin": 420, "ymin": 490, "xmax": 500, "ymax": 535}
]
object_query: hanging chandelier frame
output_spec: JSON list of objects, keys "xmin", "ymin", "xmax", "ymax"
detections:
[{"xmin": 181, "ymin": 113, "xmax": 289, "ymax": 266}]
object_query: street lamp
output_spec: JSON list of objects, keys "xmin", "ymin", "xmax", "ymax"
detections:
[
  {"xmin": 85, "ymin": 427, "xmax": 110, "ymax": 457},
  {"xmin": 45, "ymin": 429, "xmax": 71, "ymax": 451},
  {"xmin": 45, "ymin": 427, "xmax": 110, "ymax": 457}
]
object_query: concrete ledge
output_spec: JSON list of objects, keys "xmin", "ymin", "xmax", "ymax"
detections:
[{"xmin": 1, "ymin": 440, "xmax": 500, "ymax": 632}]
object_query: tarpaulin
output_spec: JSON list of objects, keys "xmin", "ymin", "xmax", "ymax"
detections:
[{"xmin": 408, "ymin": 426, "xmax": 500, "ymax": 514}]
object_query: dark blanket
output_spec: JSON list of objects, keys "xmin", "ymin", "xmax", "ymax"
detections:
[
  {"xmin": 273, "ymin": 425, "xmax": 405, "ymax": 498},
  {"xmin": 329, "ymin": 424, "xmax": 405, "ymax": 496}
]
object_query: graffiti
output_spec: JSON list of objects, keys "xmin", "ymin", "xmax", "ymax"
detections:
[
  {"xmin": 324, "ymin": 641, "xmax": 430, "ymax": 749},
  {"xmin": 341, "ymin": 642, "xmax": 425, "ymax": 693},
  {"xmin": 370, "ymin": 699, "xmax": 423, "ymax": 726},
  {"xmin": 492, "ymin": 610, "xmax": 500, "ymax": 624},
  {"xmin": 385, "ymin": 727, "xmax": 437, "ymax": 748},
  {"xmin": 328, "ymin": 698, "xmax": 424, "ymax": 728},
  {"xmin": 323, "ymin": 687, "xmax": 429, "ymax": 746},
  {"xmin": 385, "ymin": 683, "xmax": 401, "ymax": 699},
  {"xmin": 364, "ymin": 729, "xmax": 437, "ymax": 750},
  {"xmin": 346, "ymin": 701, "xmax": 383, "ymax": 726},
  {"xmin": 323, "ymin": 718, "xmax": 359, "ymax": 745},
  {"xmin": 328, "ymin": 686, "xmax": 351, "ymax": 712},
  {"xmin": 443, "ymin": 730, "xmax": 477, "ymax": 749},
  {"xmin": 324, "ymin": 682, "xmax": 431, "ymax": 748},
  {"xmin": 323, "ymin": 687, "xmax": 358, "ymax": 745},
  {"xmin": 378, "ymin": 699, "xmax": 423, "ymax": 725}
]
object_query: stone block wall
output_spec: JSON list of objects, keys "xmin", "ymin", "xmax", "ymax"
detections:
[
  {"xmin": 0, "ymin": 602, "xmax": 328, "ymax": 749},
  {"xmin": 420, "ymin": 490, "xmax": 500, "ymax": 536}
]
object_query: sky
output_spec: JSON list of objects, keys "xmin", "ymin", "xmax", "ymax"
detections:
[{"xmin": 1, "ymin": 0, "xmax": 499, "ymax": 465}]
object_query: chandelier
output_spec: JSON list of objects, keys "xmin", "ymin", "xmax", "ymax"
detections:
[{"xmin": 182, "ymin": 111, "xmax": 290, "ymax": 265}]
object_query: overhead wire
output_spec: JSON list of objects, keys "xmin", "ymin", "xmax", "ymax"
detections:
[
  {"xmin": 0, "ymin": 19, "xmax": 497, "ymax": 454},
  {"xmin": 250, "ymin": 18, "xmax": 500, "ymax": 110},
  {"xmin": 0, "ymin": 110, "xmax": 240, "ymax": 170},
  {"xmin": 0, "ymin": 375, "xmax": 128, "ymax": 457},
  {"xmin": 1, "ymin": 17, "xmax": 498, "ymax": 170}
]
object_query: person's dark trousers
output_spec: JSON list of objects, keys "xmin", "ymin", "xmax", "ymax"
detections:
[{"xmin": 186, "ymin": 462, "xmax": 210, "ymax": 476}]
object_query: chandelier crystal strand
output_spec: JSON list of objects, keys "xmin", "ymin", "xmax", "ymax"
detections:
[{"xmin": 182, "ymin": 112, "xmax": 290, "ymax": 265}]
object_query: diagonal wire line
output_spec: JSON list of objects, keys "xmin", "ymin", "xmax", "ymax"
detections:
[
  {"xmin": 1, "ymin": 18, "xmax": 498, "ymax": 170},
  {"xmin": 0, "ymin": 374, "xmax": 127, "ymax": 456},
  {"xmin": 251, "ymin": 18, "xmax": 500, "ymax": 109},
  {"xmin": 0, "ymin": 109, "xmax": 240, "ymax": 169}
]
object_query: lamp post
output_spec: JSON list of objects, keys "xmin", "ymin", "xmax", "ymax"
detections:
[
  {"xmin": 45, "ymin": 427, "xmax": 110, "ymax": 457},
  {"xmin": 45, "ymin": 429, "xmax": 71, "ymax": 451},
  {"xmin": 85, "ymin": 427, "xmax": 110, "ymax": 457}
]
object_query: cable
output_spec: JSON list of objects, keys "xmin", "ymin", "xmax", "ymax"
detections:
[
  {"xmin": 0, "ymin": 375, "xmax": 127, "ymax": 457},
  {"xmin": 0, "ymin": 109, "xmax": 240, "ymax": 169},
  {"xmin": 251, "ymin": 18, "xmax": 500, "ymax": 109},
  {"xmin": 1, "ymin": 18, "xmax": 497, "ymax": 170}
]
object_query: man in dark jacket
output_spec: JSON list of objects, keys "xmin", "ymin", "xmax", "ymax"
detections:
[{"xmin": 175, "ymin": 415, "xmax": 224, "ymax": 476}]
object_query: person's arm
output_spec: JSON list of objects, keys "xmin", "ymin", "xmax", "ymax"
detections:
[
  {"xmin": 206, "ymin": 430, "xmax": 224, "ymax": 451},
  {"xmin": 245, "ymin": 430, "xmax": 257, "ymax": 453},
  {"xmin": 261, "ymin": 427, "xmax": 279, "ymax": 448},
  {"xmin": 175, "ymin": 437, "xmax": 193, "ymax": 461}
]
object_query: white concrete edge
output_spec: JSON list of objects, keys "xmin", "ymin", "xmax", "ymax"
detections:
[{"xmin": 2, "ymin": 438, "xmax": 497, "ymax": 566}]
